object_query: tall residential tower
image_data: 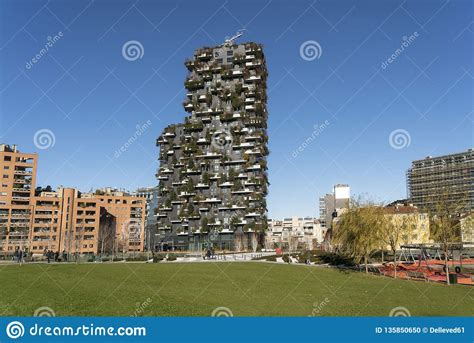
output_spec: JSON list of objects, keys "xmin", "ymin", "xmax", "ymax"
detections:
[{"xmin": 155, "ymin": 41, "xmax": 269, "ymax": 251}]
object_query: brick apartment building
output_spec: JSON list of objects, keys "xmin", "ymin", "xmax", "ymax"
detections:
[{"xmin": 0, "ymin": 144, "xmax": 145, "ymax": 257}]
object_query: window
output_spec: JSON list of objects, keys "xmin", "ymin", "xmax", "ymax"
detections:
[
  {"xmin": 226, "ymin": 50, "xmax": 233, "ymax": 56},
  {"xmin": 3, "ymin": 156, "xmax": 11, "ymax": 161},
  {"xmin": 3, "ymin": 166, "xmax": 9, "ymax": 169},
  {"xmin": 3, "ymin": 175, "xmax": 8, "ymax": 178}
]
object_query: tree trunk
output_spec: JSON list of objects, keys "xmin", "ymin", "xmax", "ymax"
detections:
[
  {"xmin": 381, "ymin": 250, "xmax": 384, "ymax": 263},
  {"xmin": 444, "ymin": 247, "xmax": 450, "ymax": 285},
  {"xmin": 393, "ymin": 249, "xmax": 397, "ymax": 279},
  {"xmin": 364, "ymin": 255, "xmax": 368, "ymax": 274}
]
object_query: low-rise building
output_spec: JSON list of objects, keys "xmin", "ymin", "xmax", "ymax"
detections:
[
  {"xmin": 266, "ymin": 217, "xmax": 325, "ymax": 250},
  {"xmin": 383, "ymin": 203, "xmax": 431, "ymax": 250}
]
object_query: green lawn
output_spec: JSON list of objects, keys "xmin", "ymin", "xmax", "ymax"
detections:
[{"xmin": 0, "ymin": 262, "xmax": 472, "ymax": 316}]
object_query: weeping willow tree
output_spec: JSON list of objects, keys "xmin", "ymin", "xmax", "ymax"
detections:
[{"xmin": 332, "ymin": 198, "xmax": 386, "ymax": 273}]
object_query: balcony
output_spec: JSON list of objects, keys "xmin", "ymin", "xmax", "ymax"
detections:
[
  {"xmin": 12, "ymin": 188, "xmax": 31, "ymax": 193},
  {"xmin": 184, "ymin": 79, "xmax": 204, "ymax": 91},
  {"xmin": 245, "ymin": 105, "xmax": 256, "ymax": 111},
  {"xmin": 12, "ymin": 196, "xmax": 29, "ymax": 202},
  {"xmin": 246, "ymin": 60, "xmax": 262, "ymax": 68},
  {"xmin": 244, "ymin": 75, "xmax": 261, "ymax": 83},
  {"xmin": 231, "ymin": 189, "xmax": 253, "ymax": 195},
  {"xmin": 218, "ymin": 181, "xmax": 233, "ymax": 188},
  {"xmin": 14, "ymin": 170, "xmax": 33, "ymax": 176},
  {"xmin": 196, "ymin": 152, "xmax": 222, "ymax": 159}
]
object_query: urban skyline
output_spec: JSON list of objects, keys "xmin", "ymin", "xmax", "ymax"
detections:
[{"xmin": 0, "ymin": 1, "xmax": 471, "ymax": 220}]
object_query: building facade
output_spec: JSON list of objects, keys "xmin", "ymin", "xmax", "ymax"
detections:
[
  {"xmin": 155, "ymin": 41, "xmax": 269, "ymax": 251},
  {"xmin": 0, "ymin": 144, "xmax": 37, "ymax": 254},
  {"xmin": 407, "ymin": 149, "xmax": 474, "ymax": 211},
  {"xmin": 134, "ymin": 186, "xmax": 159, "ymax": 250},
  {"xmin": 383, "ymin": 203, "xmax": 432, "ymax": 250},
  {"xmin": 0, "ymin": 145, "xmax": 146, "ymax": 257},
  {"xmin": 266, "ymin": 217, "xmax": 325, "ymax": 251},
  {"xmin": 319, "ymin": 184, "xmax": 350, "ymax": 229}
]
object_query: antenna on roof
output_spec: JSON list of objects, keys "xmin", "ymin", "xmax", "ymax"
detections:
[{"xmin": 222, "ymin": 29, "xmax": 245, "ymax": 47}]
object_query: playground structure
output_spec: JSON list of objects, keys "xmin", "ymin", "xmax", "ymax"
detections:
[{"xmin": 377, "ymin": 243, "xmax": 474, "ymax": 285}]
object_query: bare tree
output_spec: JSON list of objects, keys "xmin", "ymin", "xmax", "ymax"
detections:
[
  {"xmin": 98, "ymin": 213, "xmax": 115, "ymax": 258},
  {"xmin": 428, "ymin": 189, "xmax": 469, "ymax": 285},
  {"xmin": 288, "ymin": 233, "xmax": 299, "ymax": 255},
  {"xmin": 251, "ymin": 232, "xmax": 258, "ymax": 252},
  {"xmin": 242, "ymin": 233, "xmax": 248, "ymax": 252},
  {"xmin": 382, "ymin": 213, "xmax": 418, "ymax": 278},
  {"xmin": 73, "ymin": 226, "xmax": 83, "ymax": 264}
]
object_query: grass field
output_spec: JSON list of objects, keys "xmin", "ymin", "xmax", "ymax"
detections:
[{"xmin": 0, "ymin": 262, "xmax": 472, "ymax": 316}]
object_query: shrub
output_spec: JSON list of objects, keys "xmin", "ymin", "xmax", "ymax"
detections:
[
  {"xmin": 153, "ymin": 254, "xmax": 165, "ymax": 263},
  {"xmin": 125, "ymin": 255, "xmax": 148, "ymax": 262},
  {"xmin": 167, "ymin": 254, "xmax": 177, "ymax": 261}
]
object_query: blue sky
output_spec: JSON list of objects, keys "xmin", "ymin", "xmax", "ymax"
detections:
[{"xmin": 0, "ymin": 0, "xmax": 472, "ymax": 219}]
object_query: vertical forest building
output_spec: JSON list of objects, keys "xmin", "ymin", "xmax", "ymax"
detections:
[{"xmin": 155, "ymin": 41, "xmax": 269, "ymax": 251}]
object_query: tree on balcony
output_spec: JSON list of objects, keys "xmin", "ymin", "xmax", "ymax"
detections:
[
  {"xmin": 231, "ymin": 94, "xmax": 243, "ymax": 110},
  {"xmin": 202, "ymin": 172, "xmax": 210, "ymax": 184},
  {"xmin": 201, "ymin": 217, "xmax": 209, "ymax": 233}
]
